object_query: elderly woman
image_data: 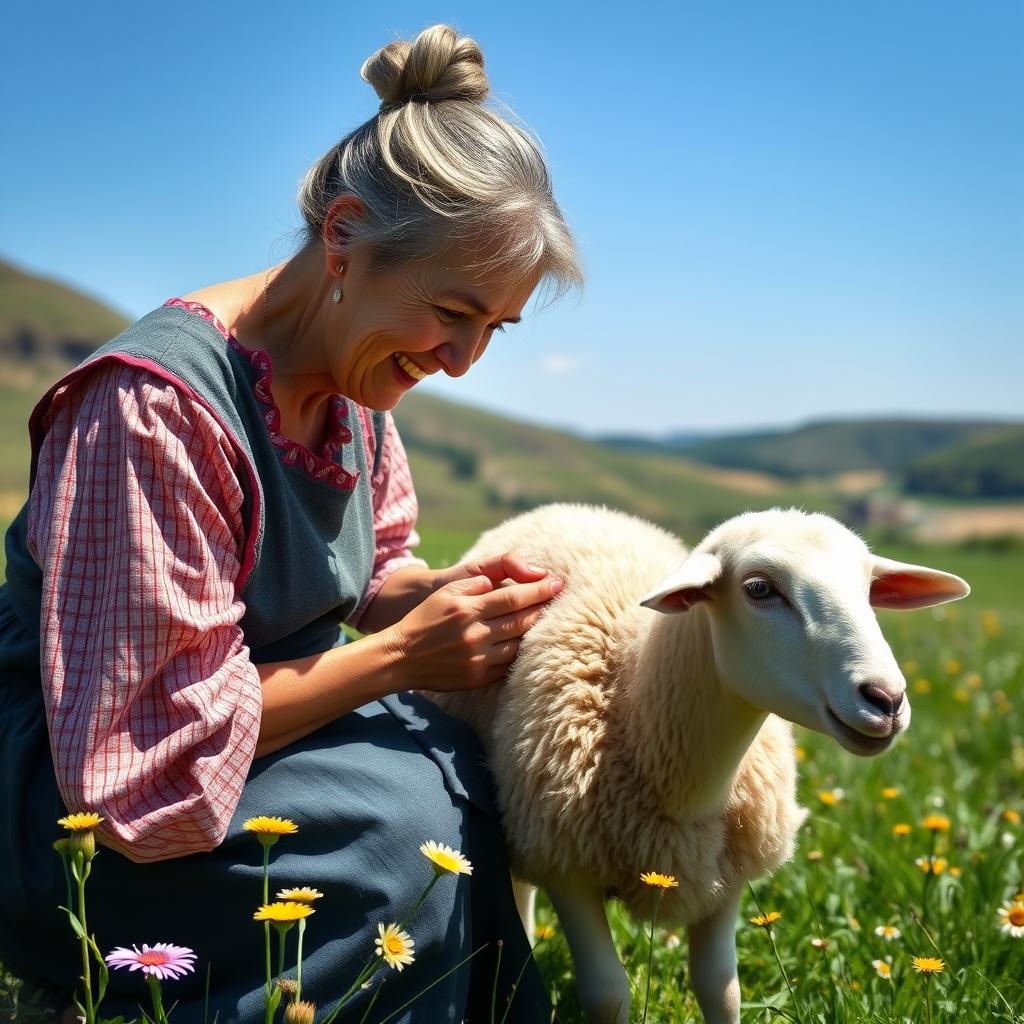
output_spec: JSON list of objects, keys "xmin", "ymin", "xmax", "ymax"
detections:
[{"xmin": 0, "ymin": 24, "xmax": 582, "ymax": 1024}]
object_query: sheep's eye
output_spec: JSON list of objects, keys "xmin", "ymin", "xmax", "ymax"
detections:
[{"xmin": 744, "ymin": 579, "xmax": 779, "ymax": 602}]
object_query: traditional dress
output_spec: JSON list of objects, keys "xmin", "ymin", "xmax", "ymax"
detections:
[{"xmin": 0, "ymin": 300, "xmax": 551, "ymax": 1023}]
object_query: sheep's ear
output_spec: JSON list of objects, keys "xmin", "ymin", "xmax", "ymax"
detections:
[
  {"xmin": 869, "ymin": 555, "xmax": 971, "ymax": 610},
  {"xmin": 640, "ymin": 552, "xmax": 722, "ymax": 614}
]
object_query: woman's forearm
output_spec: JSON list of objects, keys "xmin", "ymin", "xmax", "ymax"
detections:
[
  {"xmin": 253, "ymin": 629, "xmax": 405, "ymax": 759},
  {"xmin": 356, "ymin": 564, "xmax": 444, "ymax": 633}
]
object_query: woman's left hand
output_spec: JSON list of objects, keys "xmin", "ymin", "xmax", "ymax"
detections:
[{"xmin": 433, "ymin": 552, "xmax": 551, "ymax": 593}]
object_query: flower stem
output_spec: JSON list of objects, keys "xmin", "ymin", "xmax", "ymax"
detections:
[
  {"xmin": 641, "ymin": 890, "xmax": 662, "ymax": 1023},
  {"xmin": 262, "ymin": 844, "xmax": 272, "ymax": 1018},
  {"xmin": 146, "ymin": 974, "xmax": 167, "ymax": 1024},
  {"xmin": 490, "ymin": 939, "xmax": 504, "ymax": 1024},
  {"xmin": 75, "ymin": 857, "xmax": 95, "ymax": 1024},
  {"xmin": 296, "ymin": 918, "xmax": 306, "ymax": 1004}
]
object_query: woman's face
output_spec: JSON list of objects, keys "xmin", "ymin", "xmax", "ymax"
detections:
[{"xmin": 329, "ymin": 240, "xmax": 540, "ymax": 411}]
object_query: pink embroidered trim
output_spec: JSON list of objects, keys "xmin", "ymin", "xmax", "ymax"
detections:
[{"xmin": 164, "ymin": 297, "xmax": 359, "ymax": 491}]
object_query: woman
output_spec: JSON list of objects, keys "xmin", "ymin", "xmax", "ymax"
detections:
[{"xmin": 0, "ymin": 24, "xmax": 582, "ymax": 1023}]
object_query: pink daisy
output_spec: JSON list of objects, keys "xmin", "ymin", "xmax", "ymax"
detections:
[{"xmin": 104, "ymin": 943, "xmax": 197, "ymax": 981}]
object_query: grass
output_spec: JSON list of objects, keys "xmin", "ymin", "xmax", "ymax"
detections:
[{"xmin": 2, "ymin": 541, "xmax": 1022, "ymax": 1022}]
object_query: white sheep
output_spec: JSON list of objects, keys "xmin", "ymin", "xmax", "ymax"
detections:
[{"xmin": 430, "ymin": 502, "xmax": 970, "ymax": 1024}]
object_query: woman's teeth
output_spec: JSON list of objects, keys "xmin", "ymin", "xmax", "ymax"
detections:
[{"xmin": 395, "ymin": 353, "xmax": 427, "ymax": 381}]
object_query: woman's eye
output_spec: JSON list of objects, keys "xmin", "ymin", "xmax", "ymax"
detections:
[
  {"xmin": 436, "ymin": 306, "xmax": 507, "ymax": 333},
  {"xmin": 744, "ymin": 579, "xmax": 779, "ymax": 602}
]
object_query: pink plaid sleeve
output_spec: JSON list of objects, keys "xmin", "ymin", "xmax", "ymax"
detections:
[
  {"xmin": 27, "ymin": 362, "xmax": 262, "ymax": 863},
  {"xmin": 348, "ymin": 410, "xmax": 428, "ymax": 630}
]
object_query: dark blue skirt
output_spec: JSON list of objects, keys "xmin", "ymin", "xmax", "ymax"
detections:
[{"xmin": 0, "ymin": 598, "xmax": 551, "ymax": 1023}]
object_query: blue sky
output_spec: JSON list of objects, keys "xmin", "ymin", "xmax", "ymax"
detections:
[{"xmin": 2, "ymin": 1, "xmax": 1021, "ymax": 435}]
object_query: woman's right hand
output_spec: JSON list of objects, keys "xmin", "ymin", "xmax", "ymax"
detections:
[{"xmin": 382, "ymin": 570, "xmax": 564, "ymax": 693}]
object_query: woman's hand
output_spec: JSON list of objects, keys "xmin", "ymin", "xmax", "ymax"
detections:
[{"xmin": 383, "ymin": 553, "xmax": 564, "ymax": 692}]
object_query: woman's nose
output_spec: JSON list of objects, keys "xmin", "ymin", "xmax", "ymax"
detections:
[{"xmin": 434, "ymin": 337, "xmax": 480, "ymax": 377}]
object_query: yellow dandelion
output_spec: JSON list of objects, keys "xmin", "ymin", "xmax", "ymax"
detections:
[
  {"xmin": 795, "ymin": 746, "xmax": 807, "ymax": 762},
  {"xmin": 911, "ymin": 956, "xmax": 945, "ymax": 974},
  {"xmin": 817, "ymin": 788, "xmax": 844, "ymax": 806},
  {"xmin": 750, "ymin": 911, "xmax": 782, "ymax": 928},
  {"xmin": 244, "ymin": 817, "xmax": 298, "ymax": 847},
  {"xmin": 419, "ymin": 840, "xmax": 473, "ymax": 876},
  {"xmin": 275, "ymin": 887, "xmax": 324, "ymax": 904},
  {"xmin": 1003, "ymin": 809, "xmax": 1021, "ymax": 825},
  {"xmin": 57, "ymin": 812, "xmax": 104, "ymax": 832},
  {"xmin": 913, "ymin": 677, "xmax": 931, "ymax": 695},
  {"xmin": 881, "ymin": 787, "xmax": 900, "ymax": 800},
  {"xmin": 893, "ymin": 823, "xmax": 912, "ymax": 837},
  {"xmin": 253, "ymin": 902, "xmax": 315, "ymax": 923},
  {"xmin": 872, "ymin": 958, "xmax": 892, "ymax": 979},
  {"xmin": 534, "ymin": 924, "xmax": 557, "ymax": 941},
  {"xmin": 949, "ymin": 866, "xmax": 961, "ymax": 878},
  {"xmin": 921, "ymin": 813, "xmax": 950, "ymax": 832},
  {"xmin": 640, "ymin": 871, "xmax": 679, "ymax": 889},
  {"xmin": 283, "ymin": 1001, "xmax": 316, "ymax": 1024},
  {"xmin": 945, "ymin": 659, "xmax": 961, "ymax": 675},
  {"xmin": 966, "ymin": 672, "xmax": 983, "ymax": 690},
  {"xmin": 981, "ymin": 610, "xmax": 1001, "ymax": 637},
  {"xmin": 850, "ymin": 979, "xmax": 862, "ymax": 991},
  {"xmin": 375, "ymin": 922, "xmax": 415, "ymax": 972},
  {"xmin": 915, "ymin": 855, "xmax": 948, "ymax": 875}
]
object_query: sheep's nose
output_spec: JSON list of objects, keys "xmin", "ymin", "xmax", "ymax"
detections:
[{"xmin": 859, "ymin": 683, "xmax": 904, "ymax": 717}]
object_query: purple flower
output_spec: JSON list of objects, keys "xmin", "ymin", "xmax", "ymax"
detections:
[{"xmin": 104, "ymin": 943, "xmax": 197, "ymax": 981}]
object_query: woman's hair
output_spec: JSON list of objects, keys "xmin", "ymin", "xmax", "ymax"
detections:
[{"xmin": 297, "ymin": 24, "xmax": 583, "ymax": 301}]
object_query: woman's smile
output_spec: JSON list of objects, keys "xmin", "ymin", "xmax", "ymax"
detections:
[{"xmin": 393, "ymin": 352, "xmax": 429, "ymax": 383}]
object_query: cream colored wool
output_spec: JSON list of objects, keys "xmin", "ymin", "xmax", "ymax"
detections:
[{"xmin": 430, "ymin": 503, "xmax": 807, "ymax": 927}]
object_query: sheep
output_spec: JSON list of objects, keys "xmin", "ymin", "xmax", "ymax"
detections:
[{"xmin": 429, "ymin": 502, "xmax": 970, "ymax": 1024}]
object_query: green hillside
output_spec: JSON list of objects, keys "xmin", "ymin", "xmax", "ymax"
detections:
[
  {"xmin": 608, "ymin": 418, "xmax": 1020, "ymax": 482},
  {"xmin": 903, "ymin": 425, "xmax": 1024, "ymax": 497}
]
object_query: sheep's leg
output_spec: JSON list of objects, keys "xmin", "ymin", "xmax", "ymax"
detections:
[
  {"xmin": 547, "ymin": 879, "xmax": 630, "ymax": 1024},
  {"xmin": 686, "ymin": 890, "xmax": 741, "ymax": 1024},
  {"xmin": 511, "ymin": 875, "xmax": 537, "ymax": 943}
]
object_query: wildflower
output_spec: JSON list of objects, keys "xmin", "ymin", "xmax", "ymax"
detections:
[
  {"xmin": 893, "ymin": 823, "xmax": 912, "ymax": 837},
  {"xmin": 58, "ymin": 812, "xmax": 104, "ymax": 832},
  {"xmin": 914, "ymin": 678, "xmax": 931, "ymax": 695},
  {"xmin": 640, "ymin": 871, "xmax": 679, "ymax": 889},
  {"xmin": 534, "ymin": 924, "xmax": 556, "ymax": 941},
  {"xmin": 902, "ymin": 660, "xmax": 919, "ymax": 675},
  {"xmin": 953, "ymin": 688, "xmax": 969, "ymax": 704},
  {"xmin": 911, "ymin": 956, "xmax": 945, "ymax": 974},
  {"xmin": 276, "ymin": 887, "xmax": 324, "ymax": 904},
  {"xmin": 996, "ymin": 900, "xmax": 1024, "ymax": 938},
  {"xmin": 284, "ymin": 1001, "xmax": 316, "ymax": 1024},
  {"xmin": 794, "ymin": 746, "xmax": 807, "ymax": 762},
  {"xmin": 420, "ymin": 840, "xmax": 473, "ymax": 876},
  {"xmin": 1002, "ymin": 833, "xmax": 1016, "ymax": 849},
  {"xmin": 806, "ymin": 850, "xmax": 823, "ymax": 862},
  {"xmin": 810, "ymin": 937, "xmax": 830, "ymax": 950},
  {"xmin": 949, "ymin": 866, "xmax": 961, "ymax": 877},
  {"xmin": 253, "ymin": 902, "xmax": 315, "ymax": 923},
  {"xmin": 375, "ymin": 923, "xmax": 415, "ymax": 971},
  {"xmin": 981, "ymin": 610, "xmax": 1001, "ymax": 637},
  {"xmin": 945, "ymin": 659, "xmax": 962, "ymax": 675},
  {"xmin": 872, "ymin": 958, "xmax": 892, "ymax": 979},
  {"xmin": 874, "ymin": 925, "xmax": 901, "ymax": 941},
  {"xmin": 915, "ymin": 855, "xmax": 948, "ymax": 875},
  {"xmin": 276, "ymin": 978, "xmax": 299, "ymax": 997},
  {"xmin": 817, "ymin": 788, "xmax": 844, "ymax": 805},
  {"xmin": 849, "ymin": 916, "xmax": 860, "ymax": 930},
  {"xmin": 921, "ymin": 813, "xmax": 950, "ymax": 832},
  {"xmin": 750, "ymin": 911, "xmax": 782, "ymax": 928},
  {"xmin": 104, "ymin": 943, "xmax": 197, "ymax": 981},
  {"xmin": 1003, "ymin": 809, "xmax": 1021, "ymax": 825},
  {"xmin": 243, "ymin": 816, "xmax": 298, "ymax": 847},
  {"xmin": 881, "ymin": 787, "xmax": 900, "ymax": 800},
  {"xmin": 665, "ymin": 932, "xmax": 682, "ymax": 949}
]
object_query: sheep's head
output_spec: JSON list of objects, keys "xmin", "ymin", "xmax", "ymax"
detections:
[{"xmin": 639, "ymin": 508, "xmax": 970, "ymax": 756}]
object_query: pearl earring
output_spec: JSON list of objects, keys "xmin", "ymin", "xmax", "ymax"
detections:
[{"xmin": 332, "ymin": 263, "xmax": 345, "ymax": 303}]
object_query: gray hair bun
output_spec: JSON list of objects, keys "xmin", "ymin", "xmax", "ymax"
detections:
[{"xmin": 361, "ymin": 24, "xmax": 489, "ymax": 109}]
